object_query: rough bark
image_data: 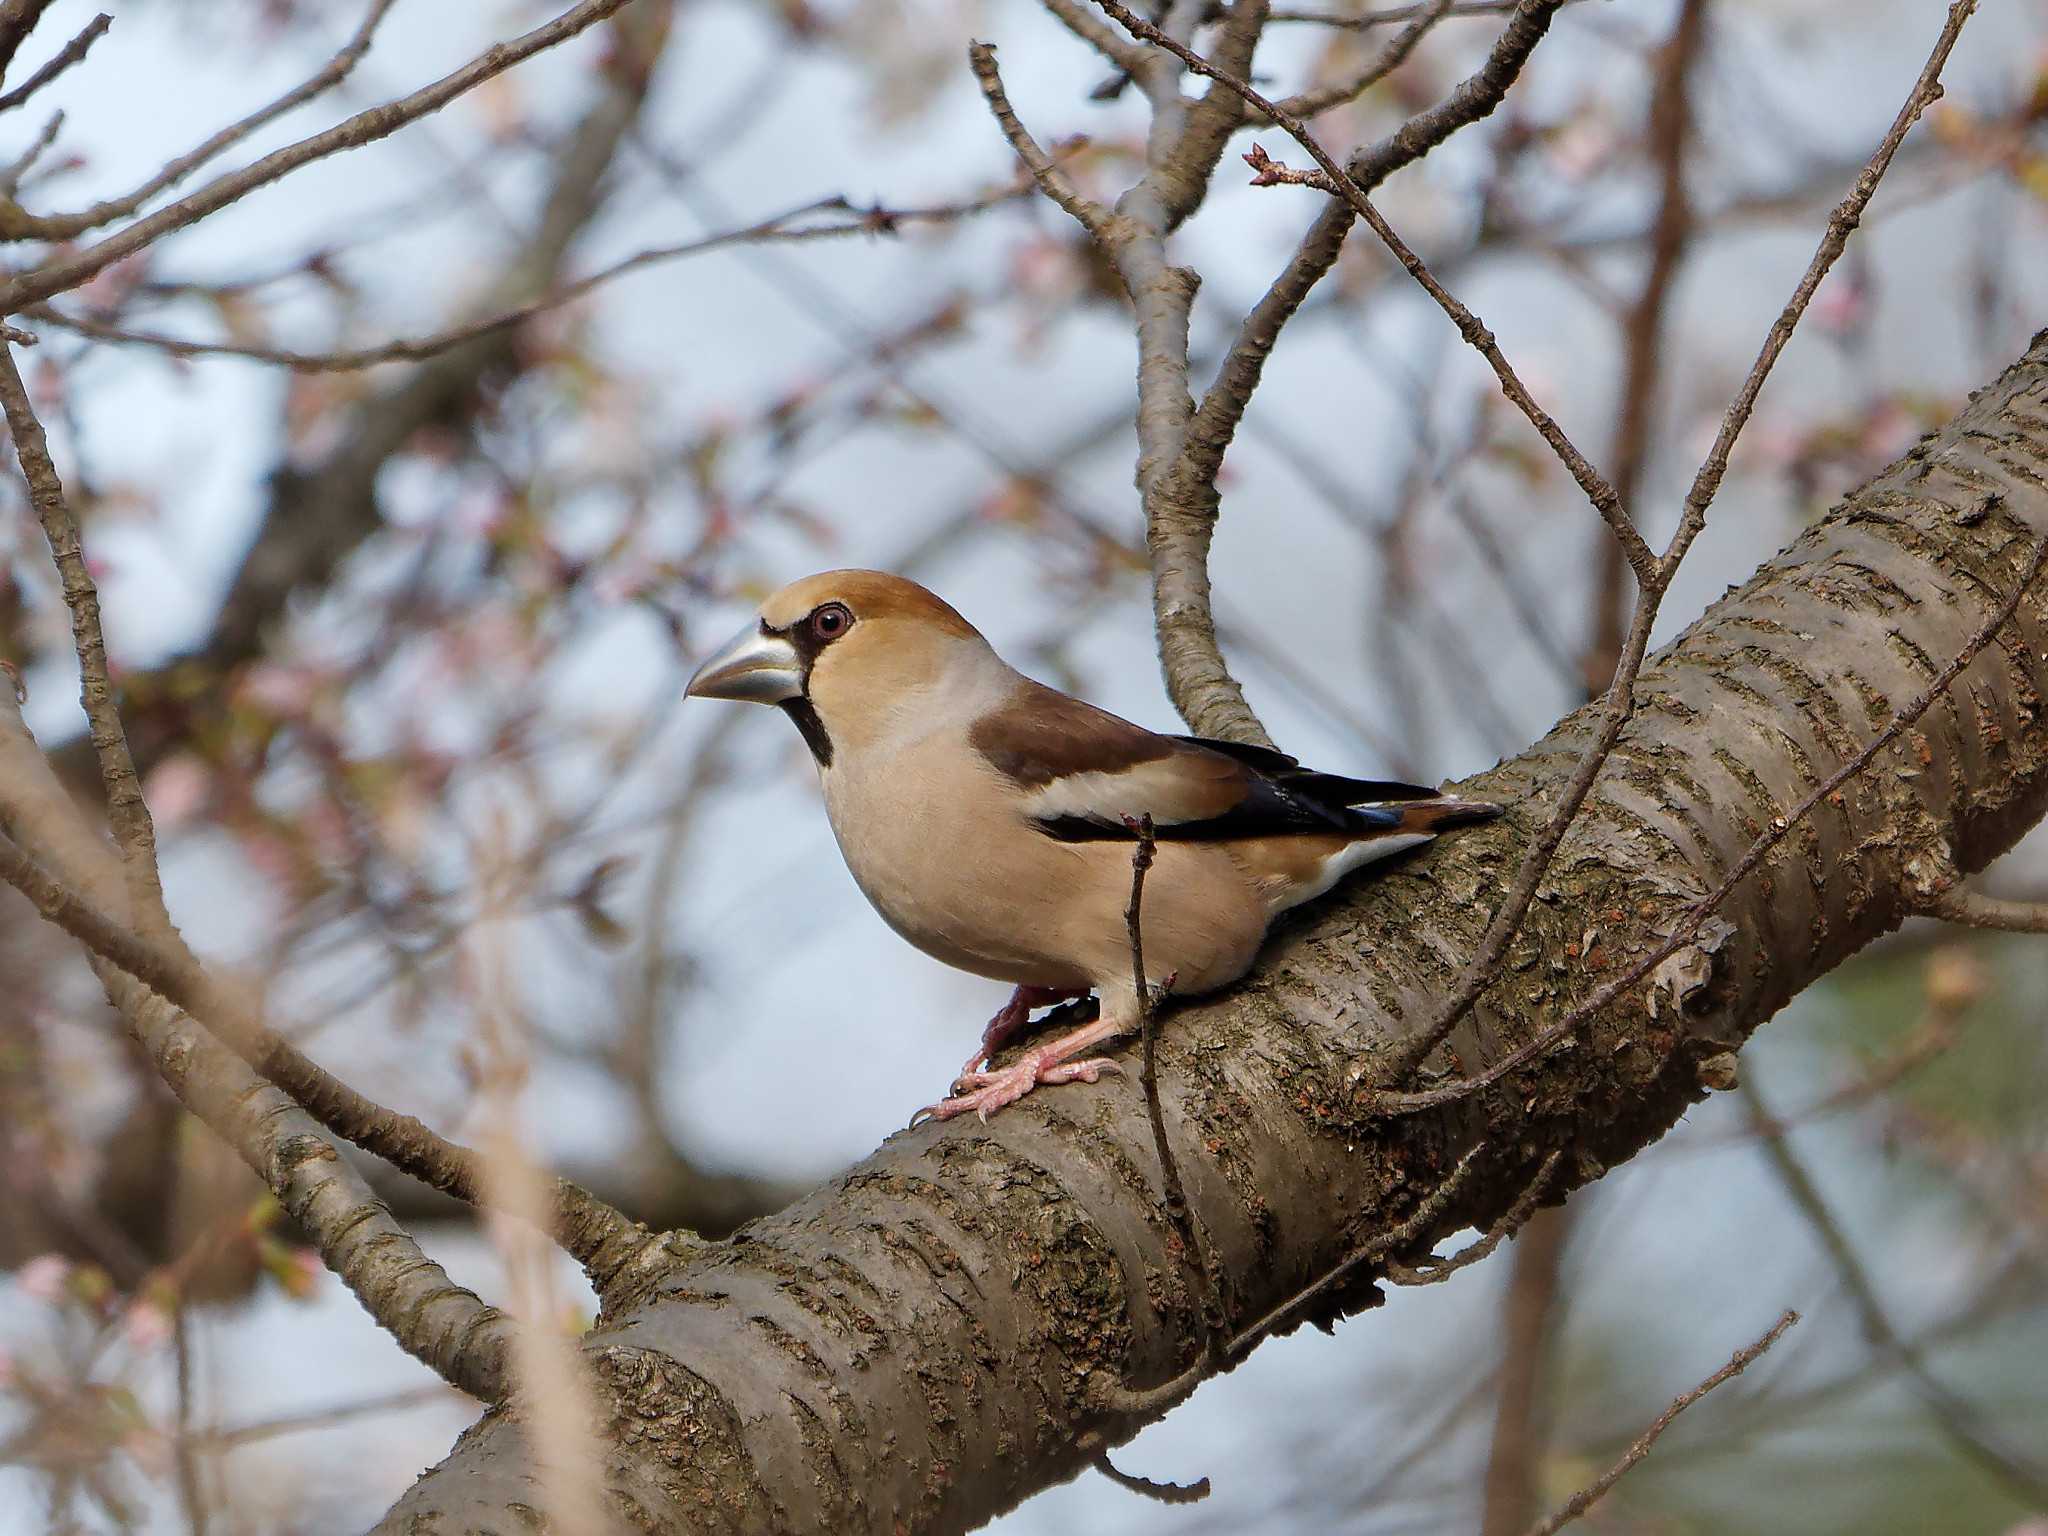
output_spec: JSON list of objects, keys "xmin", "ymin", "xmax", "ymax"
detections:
[{"xmin": 376, "ymin": 334, "xmax": 2048, "ymax": 1533}]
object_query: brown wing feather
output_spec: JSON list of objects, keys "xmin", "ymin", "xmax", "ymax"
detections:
[{"xmin": 970, "ymin": 679, "xmax": 1407, "ymax": 841}]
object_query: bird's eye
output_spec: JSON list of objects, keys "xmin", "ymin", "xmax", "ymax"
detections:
[{"xmin": 810, "ymin": 602, "xmax": 852, "ymax": 642}]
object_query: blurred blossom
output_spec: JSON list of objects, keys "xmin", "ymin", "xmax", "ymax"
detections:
[
  {"xmin": 120, "ymin": 1300, "xmax": 173, "ymax": 1355},
  {"xmin": 1809, "ymin": 272, "xmax": 1871, "ymax": 337},
  {"xmin": 144, "ymin": 753, "xmax": 214, "ymax": 832},
  {"xmin": 16, "ymin": 1253, "xmax": 71, "ymax": 1303},
  {"xmin": 1545, "ymin": 110, "xmax": 1617, "ymax": 181},
  {"xmin": 237, "ymin": 662, "xmax": 322, "ymax": 720}
]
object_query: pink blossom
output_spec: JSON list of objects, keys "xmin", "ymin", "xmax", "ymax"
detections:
[
  {"xmin": 144, "ymin": 754, "xmax": 213, "ymax": 832},
  {"xmin": 1810, "ymin": 273, "xmax": 1870, "ymax": 337},
  {"xmin": 238, "ymin": 662, "xmax": 320, "ymax": 719},
  {"xmin": 121, "ymin": 1300, "xmax": 173, "ymax": 1354},
  {"xmin": 16, "ymin": 1253, "xmax": 70, "ymax": 1302},
  {"xmin": 284, "ymin": 1247, "xmax": 324, "ymax": 1299}
]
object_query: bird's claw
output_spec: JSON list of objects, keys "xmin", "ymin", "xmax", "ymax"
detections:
[{"xmin": 914, "ymin": 1053, "xmax": 1122, "ymax": 1124}]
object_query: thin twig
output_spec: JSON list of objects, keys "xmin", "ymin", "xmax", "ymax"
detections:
[
  {"xmin": 1179, "ymin": 0, "xmax": 1567, "ymax": 506},
  {"xmin": 1100, "ymin": 1141, "xmax": 1488, "ymax": 1414},
  {"xmin": 1270, "ymin": 0, "xmax": 1452, "ymax": 120},
  {"xmin": 1124, "ymin": 815, "xmax": 1226, "ymax": 1362},
  {"xmin": 0, "ymin": 828, "xmax": 656, "ymax": 1288},
  {"xmin": 967, "ymin": 42, "xmax": 1117, "ymax": 240},
  {"xmin": 1095, "ymin": 0, "xmax": 1651, "ymax": 583},
  {"xmin": 0, "ymin": 0, "xmax": 627, "ymax": 308},
  {"xmin": 1385, "ymin": 1150, "xmax": 1558, "ymax": 1285},
  {"xmin": 1093, "ymin": 1452, "xmax": 1212, "ymax": 1504},
  {"xmin": 0, "ymin": 339, "xmax": 167, "ymax": 928},
  {"xmin": 1371, "ymin": 529, "xmax": 2048, "ymax": 1115},
  {"xmin": 1378, "ymin": 0, "xmax": 1977, "ymax": 1082},
  {"xmin": 1582, "ymin": 0, "xmax": 1705, "ymax": 696},
  {"xmin": 29, "ymin": 186, "xmax": 1027, "ymax": 371},
  {"xmin": 1521, "ymin": 1310, "xmax": 1800, "ymax": 1536},
  {"xmin": 1179, "ymin": 0, "xmax": 1556, "ymax": 548},
  {"xmin": 0, "ymin": 1, "xmax": 393, "ymax": 241},
  {"xmin": 1271, "ymin": 0, "xmax": 1527, "ymax": 25},
  {"xmin": 1744, "ymin": 1074, "xmax": 2048, "ymax": 1506},
  {"xmin": 0, "ymin": 10, "xmax": 108, "ymax": 114},
  {"xmin": 1921, "ymin": 887, "xmax": 2048, "ymax": 934},
  {"xmin": 1660, "ymin": 0, "xmax": 1978, "ymax": 586},
  {"xmin": 0, "ymin": 104, "xmax": 62, "ymax": 195}
]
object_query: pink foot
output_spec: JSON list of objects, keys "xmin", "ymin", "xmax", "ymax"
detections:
[
  {"xmin": 916, "ymin": 1049, "xmax": 1122, "ymax": 1124},
  {"xmin": 961, "ymin": 984, "xmax": 1088, "ymax": 1077}
]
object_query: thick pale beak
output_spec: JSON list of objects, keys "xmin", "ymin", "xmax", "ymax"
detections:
[{"xmin": 685, "ymin": 621, "xmax": 802, "ymax": 704}]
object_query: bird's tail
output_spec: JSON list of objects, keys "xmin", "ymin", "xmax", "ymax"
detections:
[{"xmin": 1392, "ymin": 797, "xmax": 1504, "ymax": 834}]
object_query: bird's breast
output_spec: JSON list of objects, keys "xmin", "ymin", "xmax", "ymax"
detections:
[{"xmin": 818, "ymin": 743, "xmax": 1093, "ymax": 987}]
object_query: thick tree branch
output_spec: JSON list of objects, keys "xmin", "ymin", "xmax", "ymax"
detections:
[{"xmin": 378, "ymin": 334, "xmax": 2048, "ymax": 1536}]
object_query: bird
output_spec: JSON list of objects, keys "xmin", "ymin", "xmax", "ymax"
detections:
[{"xmin": 686, "ymin": 570, "xmax": 1501, "ymax": 1122}]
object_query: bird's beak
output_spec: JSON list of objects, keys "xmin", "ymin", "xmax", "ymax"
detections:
[{"xmin": 685, "ymin": 621, "xmax": 803, "ymax": 704}]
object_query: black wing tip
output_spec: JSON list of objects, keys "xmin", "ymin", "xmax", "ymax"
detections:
[{"xmin": 1344, "ymin": 779, "xmax": 1448, "ymax": 803}]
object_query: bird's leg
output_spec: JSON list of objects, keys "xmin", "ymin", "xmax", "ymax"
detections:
[
  {"xmin": 918, "ymin": 1008, "xmax": 1133, "ymax": 1124},
  {"xmin": 962, "ymin": 984, "xmax": 1087, "ymax": 1078}
]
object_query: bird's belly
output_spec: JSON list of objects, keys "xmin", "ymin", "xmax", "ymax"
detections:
[{"xmin": 820, "ymin": 753, "xmax": 1269, "ymax": 997}]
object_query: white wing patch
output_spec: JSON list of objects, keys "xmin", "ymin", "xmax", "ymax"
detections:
[
  {"xmin": 1272, "ymin": 832, "xmax": 1435, "ymax": 913},
  {"xmin": 1018, "ymin": 760, "xmax": 1230, "ymax": 830}
]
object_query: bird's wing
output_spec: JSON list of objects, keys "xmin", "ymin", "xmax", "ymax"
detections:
[
  {"xmin": 970, "ymin": 679, "xmax": 1412, "ymax": 843},
  {"xmin": 1168, "ymin": 734, "xmax": 1441, "ymax": 805}
]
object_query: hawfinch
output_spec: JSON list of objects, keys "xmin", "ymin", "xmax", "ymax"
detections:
[{"xmin": 687, "ymin": 571, "xmax": 1499, "ymax": 1121}]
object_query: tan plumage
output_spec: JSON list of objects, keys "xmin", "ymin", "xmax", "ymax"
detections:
[{"xmin": 687, "ymin": 570, "xmax": 1500, "ymax": 1120}]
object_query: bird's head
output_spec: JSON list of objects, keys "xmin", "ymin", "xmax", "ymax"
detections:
[{"xmin": 684, "ymin": 570, "xmax": 995, "ymax": 765}]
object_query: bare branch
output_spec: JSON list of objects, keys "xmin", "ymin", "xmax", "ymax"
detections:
[
  {"xmin": 1092, "ymin": 1453, "xmax": 1211, "ymax": 1504},
  {"xmin": 0, "ymin": 10, "xmax": 108, "ymax": 114},
  {"xmin": 1379, "ymin": 0, "xmax": 1976, "ymax": 1083},
  {"xmin": 1097, "ymin": 4, "xmax": 1654, "ymax": 580},
  {"xmin": 0, "ymin": 1, "xmax": 394, "ymax": 241},
  {"xmin": 1922, "ymin": 888, "xmax": 2048, "ymax": 933},
  {"xmin": 1178, "ymin": 0, "xmax": 1569, "ymax": 500},
  {"xmin": 1662, "ymin": 0, "xmax": 1977, "ymax": 582},
  {"xmin": 1040, "ymin": 0, "xmax": 1153, "ymax": 75},
  {"xmin": 1522, "ymin": 1310, "xmax": 1800, "ymax": 1536},
  {"xmin": 1269, "ymin": 0, "xmax": 1452, "ymax": 121},
  {"xmin": 1099, "ymin": 1141, "xmax": 1489, "ymax": 1414},
  {"xmin": 0, "ymin": 709, "xmax": 511, "ymax": 1402},
  {"xmin": 1745, "ymin": 1073, "xmax": 2048, "ymax": 1504},
  {"xmin": 29, "ymin": 187, "xmax": 1026, "ymax": 371},
  {"xmin": 0, "ymin": 339, "xmax": 166, "ymax": 928},
  {"xmin": 1124, "ymin": 815, "xmax": 1225, "ymax": 1363},
  {"xmin": 0, "ymin": 0, "xmax": 635, "ymax": 309},
  {"xmin": 967, "ymin": 43, "xmax": 1118, "ymax": 240},
  {"xmin": 1385, "ymin": 1150, "xmax": 1559, "ymax": 1285},
  {"xmin": 1583, "ymin": 0, "xmax": 1706, "ymax": 696},
  {"xmin": 1369, "ymin": 528, "xmax": 2048, "ymax": 1115},
  {"xmin": 1271, "ymin": 0, "xmax": 1525, "ymax": 26}
]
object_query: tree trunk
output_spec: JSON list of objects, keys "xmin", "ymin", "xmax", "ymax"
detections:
[{"xmin": 375, "ymin": 332, "xmax": 2048, "ymax": 1534}]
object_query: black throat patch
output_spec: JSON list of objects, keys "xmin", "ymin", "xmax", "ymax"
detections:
[{"xmin": 780, "ymin": 697, "xmax": 833, "ymax": 767}]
